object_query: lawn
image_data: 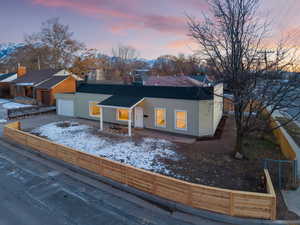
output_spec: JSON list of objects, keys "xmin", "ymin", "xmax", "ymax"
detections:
[
  {"xmin": 30, "ymin": 117, "xmax": 285, "ymax": 193},
  {"xmin": 0, "ymin": 99, "xmax": 33, "ymax": 123},
  {"xmin": 25, "ymin": 114, "xmax": 299, "ymax": 220},
  {"xmin": 31, "ymin": 121, "xmax": 181, "ymax": 175},
  {"xmin": 0, "ymin": 98, "xmax": 32, "ymax": 109}
]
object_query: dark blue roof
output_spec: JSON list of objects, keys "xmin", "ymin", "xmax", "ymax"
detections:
[
  {"xmin": 77, "ymin": 83, "xmax": 213, "ymax": 100},
  {"xmin": 99, "ymin": 95, "xmax": 144, "ymax": 108},
  {"xmin": 0, "ymin": 72, "xmax": 16, "ymax": 81},
  {"xmin": 189, "ymin": 75, "xmax": 206, "ymax": 82}
]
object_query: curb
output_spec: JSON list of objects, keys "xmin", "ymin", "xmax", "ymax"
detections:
[{"xmin": 0, "ymin": 137, "xmax": 297, "ymax": 225}]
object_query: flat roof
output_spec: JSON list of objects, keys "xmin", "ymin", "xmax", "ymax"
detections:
[{"xmin": 77, "ymin": 83, "xmax": 213, "ymax": 101}]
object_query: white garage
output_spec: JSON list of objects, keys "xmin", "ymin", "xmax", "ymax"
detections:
[{"xmin": 57, "ymin": 99, "xmax": 74, "ymax": 117}]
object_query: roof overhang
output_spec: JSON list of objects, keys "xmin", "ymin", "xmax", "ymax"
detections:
[{"xmin": 98, "ymin": 96, "xmax": 144, "ymax": 109}]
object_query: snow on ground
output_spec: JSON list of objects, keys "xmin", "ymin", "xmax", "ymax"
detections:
[
  {"xmin": 0, "ymin": 99, "xmax": 9, "ymax": 104},
  {"xmin": 32, "ymin": 121, "xmax": 179, "ymax": 173},
  {"xmin": 2, "ymin": 102, "xmax": 32, "ymax": 109}
]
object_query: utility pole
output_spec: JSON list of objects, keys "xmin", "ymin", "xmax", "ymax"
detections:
[
  {"xmin": 257, "ymin": 50, "xmax": 274, "ymax": 69},
  {"xmin": 37, "ymin": 56, "xmax": 41, "ymax": 70}
]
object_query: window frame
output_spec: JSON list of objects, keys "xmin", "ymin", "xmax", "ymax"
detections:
[
  {"xmin": 154, "ymin": 107, "xmax": 167, "ymax": 128},
  {"xmin": 89, "ymin": 101, "xmax": 101, "ymax": 118},
  {"xmin": 116, "ymin": 108, "xmax": 130, "ymax": 121},
  {"xmin": 174, "ymin": 110, "xmax": 188, "ymax": 131}
]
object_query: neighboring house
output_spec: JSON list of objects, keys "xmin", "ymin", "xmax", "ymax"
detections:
[
  {"xmin": 11, "ymin": 68, "xmax": 81, "ymax": 105},
  {"xmin": 56, "ymin": 82, "xmax": 224, "ymax": 137},
  {"xmin": 0, "ymin": 72, "xmax": 18, "ymax": 98},
  {"xmin": 189, "ymin": 74, "xmax": 215, "ymax": 86},
  {"xmin": 144, "ymin": 75, "xmax": 204, "ymax": 87}
]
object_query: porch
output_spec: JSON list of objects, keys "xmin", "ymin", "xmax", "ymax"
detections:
[{"xmin": 98, "ymin": 95, "xmax": 145, "ymax": 136}]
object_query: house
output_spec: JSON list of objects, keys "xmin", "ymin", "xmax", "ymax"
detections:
[
  {"xmin": 189, "ymin": 74, "xmax": 215, "ymax": 86},
  {"xmin": 143, "ymin": 75, "xmax": 205, "ymax": 87},
  {"xmin": 11, "ymin": 68, "xmax": 81, "ymax": 105},
  {"xmin": 55, "ymin": 82, "xmax": 224, "ymax": 137},
  {"xmin": 0, "ymin": 72, "xmax": 18, "ymax": 98}
]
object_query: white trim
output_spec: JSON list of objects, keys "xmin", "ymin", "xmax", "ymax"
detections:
[
  {"xmin": 89, "ymin": 101, "xmax": 101, "ymax": 118},
  {"xmin": 128, "ymin": 109, "xmax": 132, "ymax": 136},
  {"xmin": 174, "ymin": 110, "xmax": 188, "ymax": 131},
  {"xmin": 100, "ymin": 105, "xmax": 130, "ymax": 109},
  {"xmin": 130, "ymin": 98, "xmax": 145, "ymax": 109},
  {"xmin": 116, "ymin": 108, "xmax": 130, "ymax": 121},
  {"xmin": 0, "ymin": 73, "xmax": 17, "ymax": 82},
  {"xmin": 50, "ymin": 76, "xmax": 70, "ymax": 89},
  {"xmin": 154, "ymin": 108, "xmax": 166, "ymax": 128}
]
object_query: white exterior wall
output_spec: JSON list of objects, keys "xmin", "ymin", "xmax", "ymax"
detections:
[
  {"xmin": 198, "ymin": 100, "xmax": 214, "ymax": 136},
  {"xmin": 212, "ymin": 83, "xmax": 224, "ymax": 133}
]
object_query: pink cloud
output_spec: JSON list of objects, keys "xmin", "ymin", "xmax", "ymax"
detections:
[
  {"xmin": 31, "ymin": 0, "xmax": 188, "ymax": 34},
  {"xmin": 166, "ymin": 37, "xmax": 199, "ymax": 51}
]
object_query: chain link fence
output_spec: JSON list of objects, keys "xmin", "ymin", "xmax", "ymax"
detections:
[{"xmin": 263, "ymin": 159, "xmax": 298, "ymax": 190}]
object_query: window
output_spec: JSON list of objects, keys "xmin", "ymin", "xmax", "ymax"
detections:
[
  {"xmin": 175, "ymin": 110, "xmax": 187, "ymax": 130},
  {"xmin": 117, "ymin": 109, "xmax": 129, "ymax": 121},
  {"xmin": 155, "ymin": 108, "xmax": 166, "ymax": 128},
  {"xmin": 89, "ymin": 102, "xmax": 101, "ymax": 117}
]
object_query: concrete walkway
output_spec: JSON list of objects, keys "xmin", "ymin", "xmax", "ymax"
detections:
[
  {"xmin": 282, "ymin": 188, "xmax": 300, "ymax": 217},
  {"xmin": 279, "ymin": 112, "xmax": 300, "ymax": 217}
]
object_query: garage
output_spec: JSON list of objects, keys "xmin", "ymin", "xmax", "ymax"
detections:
[{"xmin": 57, "ymin": 99, "xmax": 74, "ymax": 117}]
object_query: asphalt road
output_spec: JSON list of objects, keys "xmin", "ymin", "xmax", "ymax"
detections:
[{"xmin": 0, "ymin": 135, "xmax": 228, "ymax": 225}]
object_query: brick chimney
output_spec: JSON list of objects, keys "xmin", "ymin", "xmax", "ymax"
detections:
[{"xmin": 17, "ymin": 65, "xmax": 26, "ymax": 77}]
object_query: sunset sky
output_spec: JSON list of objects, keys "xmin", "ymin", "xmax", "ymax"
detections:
[{"xmin": 1, "ymin": 0, "xmax": 300, "ymax": 59}]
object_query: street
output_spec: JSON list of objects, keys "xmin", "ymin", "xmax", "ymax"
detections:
[{"xmin": 0, "ymin": 136, "xmax": 227, "ymax": 225}]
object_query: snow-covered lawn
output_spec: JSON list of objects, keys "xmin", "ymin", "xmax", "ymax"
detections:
[
  {"xmin": 32, "ymin": 121, "xmax": 179, "ymax": 174},
  {"xmin": 0, "ymin": 99, "xmax": 9, "ymax": 104},
  {"xmin": 2, "ymin": 102, "xmax": 33, "ymax": 109},
  {"xmin": 0, "ymin": 119, "xmax": 7, "ymax": 123}
]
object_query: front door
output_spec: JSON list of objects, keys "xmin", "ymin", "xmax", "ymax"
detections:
[{"xmin": 134, "ymin": 107, "xmax": 144, "ymax": 128}]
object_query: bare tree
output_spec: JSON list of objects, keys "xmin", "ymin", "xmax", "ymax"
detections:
[
  {"xmin": 2, "ymin": 44, "xmax": 52, "ymax": 71},
  {"xmin": 152, "ymin": 54, "xmax": 201, "ymax": 76},
  {"xmin": 188, "ymin": 0, "xmax": 300, "ymax": 157},
  {"xmin": 111, "ymin": 44, "xmax": 139, "ymax": 77},
  {"xmin": 71, "ymin": 49, "xmax": 111, "ymax": 77},
  {"xmin": 25, "ymin": 18, "xmax": 84, "ymax": 69}
]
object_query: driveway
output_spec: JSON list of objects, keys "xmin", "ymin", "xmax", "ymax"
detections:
[{"xmin": 0, "ymin": 136, "xmax": 228, "ymax": 225}]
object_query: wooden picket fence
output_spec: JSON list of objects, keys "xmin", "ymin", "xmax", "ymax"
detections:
[
  {"xmin": 270, "ymin": 119, "xmax": 297, "ymax": 160},
  {"xmin": 4, "ymin": 121, "xmax": 277, "ymax": 220}
]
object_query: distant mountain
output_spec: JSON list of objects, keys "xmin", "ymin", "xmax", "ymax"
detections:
[
  {"xmin": 0, "ymin": 43, "xmax": 25, "ymax": 62},
  {"xmin": 139, "ymin": 58, "xmax": 156, "ymax": 67}
]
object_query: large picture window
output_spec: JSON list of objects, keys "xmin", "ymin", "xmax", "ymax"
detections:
[
  {"xmin": 89, "ymin": 102, "xmax": 101, "ymax": 117},
  {"xmin": 117, "ymin": 109, "xmax": 129, "ymax": 121},
  {"xmin": 155, "ymin": 108, "xmax": 166, "ymax": 128},
  {"xmin": 175, "ymin": 110, "xmax": 187, "ymax": 130}
]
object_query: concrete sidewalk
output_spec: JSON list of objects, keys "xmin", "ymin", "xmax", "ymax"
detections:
[
  {"xmin": 282, "ymin": 188, "xmax": 300, "ymax": 217},
  {"xmin": 280, "ymin": 112, "xmax": 300, "ymax": 217}
]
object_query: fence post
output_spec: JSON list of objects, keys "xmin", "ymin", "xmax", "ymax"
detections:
[
  {"xmin": 294, "ymin": 160, "xmax": 298, "ymax": 185},
  {"xmin": 278, "ymin": 161, "xmax": 282, "ymax": 189},
  {"xmin": 229, "ymin": 192, "xmax": 234, "ymax": 216}
]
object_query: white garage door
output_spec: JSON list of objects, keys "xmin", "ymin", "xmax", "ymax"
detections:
[{"xmin": 57, "ymin": 99, "xmax": 74, "ymax": 117}]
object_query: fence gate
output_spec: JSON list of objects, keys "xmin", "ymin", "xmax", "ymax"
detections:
[{"xmin": 263, "ymin": 159, "xmax": 298, "ymax": 189}]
